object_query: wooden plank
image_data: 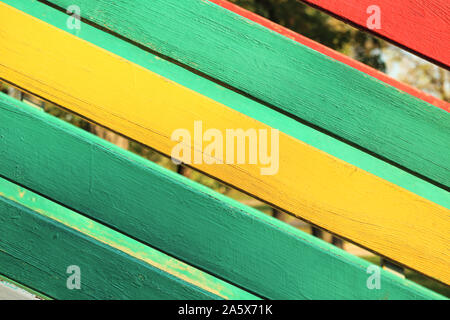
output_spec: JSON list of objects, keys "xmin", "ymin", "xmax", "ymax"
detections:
[
  {"xmin": 6, "ymin": 0, "xmax": 448, "ymax": 211},
  {"xmin": 209, "ymin": 0, "xmax": 450, "ymax": 112},
  {"xmin": 0, "ymin": 3, "xmax": 449, "ymax": 284},
  {"xmin": 0, "ymin": 94, "xmax": 446, "ymax": 299},
  {"xmin": 299, "ymin": 0, "xmax": 450, "ymax": 69},
  {"xmin": 40, "ymin": 0, "xmax": 450, "ymax": 188},
  {"xmin": 0, "ymin": 180, "xmax": 257, "ymax": 300}
]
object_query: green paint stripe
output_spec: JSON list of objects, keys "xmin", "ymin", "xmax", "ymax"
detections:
[
  {"xmin": 0, "ymin": 179, "xmax": 257, "ymax": 300},
  {"xmin": 0, "ymin": 95, "xmax": 443, "ymax": 300},
  {"xmin": 38, "ymin": 0, "xmax": 450, "ymax": 189},
  {"xmin": 3, "ymin": 0, "xmax": 448, "ymax": 209}
]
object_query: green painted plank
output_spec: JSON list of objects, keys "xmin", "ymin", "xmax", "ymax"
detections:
[
  {"xmin": 41, "ymin": 0, "xmax": 450, "ymax": 189},
  {"xmin": 3, "ymin": 0, "xmax": 449, "ymax": 210},
  {"xmin": 0, "ymin": 94, "xmax": 443, "ymax": 300},
  {"xmin": 0, "ymin": 179, "xmax": 257, "ymax": 300}
]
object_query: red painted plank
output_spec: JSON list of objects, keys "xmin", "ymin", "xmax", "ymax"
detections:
[
  {"xmin": 209, "ymin": 0, "xmax": 449, "ymax": 112},
  {"xmin": 299, "ymin": 0, "xmax": 450, "ymax": 69}
]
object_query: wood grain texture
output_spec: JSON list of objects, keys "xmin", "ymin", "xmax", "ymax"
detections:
[
  {"xmin": 0, "ymin": 178, "xmax": 256, "ymax": 300},
  {"xmin": 0, "ymin": 95, "xmax": 444, "ymax": 300},
  {"xmin": 209, "ymin": 0, "xmax": 450, "ymax": 112},
  {"xmin": 7, "ymin": 0, "xmax": 448, "ymax": 211},
  {"xmin": 299, "ymin": 0, "xmax": 450, "ymax": 69},
  {"xmin": 41, "ymin": 0, "xmax": 450, "ymax": 188},
  {"xmin": 0, "ymin": 3, "xmax": 449, "ymax": 284}
]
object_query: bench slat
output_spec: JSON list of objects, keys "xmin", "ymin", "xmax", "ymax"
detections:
[
  {"xmin": 210, "ymin": 0, "xmax": 449, "ymax": 112},
  {"xmin": 0, "ymin": 178, "xmax": 256, "ymax": 300},
  {"xmin": 39, "ymin": 0, "xmax": 450, "ymax": 188},
  {"xmin": 0, "ymin": 94, "xmax": 444, "ymax": 299},
  {"xmin": 300, "ymin": 0, "xmax": 450, "ymax": 68},
  {"xmin": 6, "ymin": 0, "xmax": 448, "ymax": 211},
  {"xmin": 0, "ymin": 3, "xmax": 449, "ymax": 284}
]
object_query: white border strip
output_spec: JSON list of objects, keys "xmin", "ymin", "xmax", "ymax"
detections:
[{"xmin": 0, "ymin": 280, "xmax": 41, "ymax": 300}]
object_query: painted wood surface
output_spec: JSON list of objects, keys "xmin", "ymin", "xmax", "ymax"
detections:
[
  {"xmin": 40, "ymin": 0, "xmax": 450, "ymax": 188},
  {"xmin": 0, "ymin": 95, "xmax": 444, "ymax": 300},
  {"xmin": 0, "ymin": 3, "xmax": 449, "ymax": 284},
  {"xmin": 0, "ymin": 179, "xmax": 256, "ymax": 300},
  {"xmin": 7, "ymin": 0, "xmax": 448, "ymax": 212},
  {"xmin": 299, "ymin": 0, "xmax": 450, "ymax": 69},
  {"xmin": 209, "ymin": 0, "xmax": 450, "ymax": 112}
]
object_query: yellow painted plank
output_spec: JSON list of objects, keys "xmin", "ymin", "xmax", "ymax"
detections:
[{"xmin": 0, "ymin": 3, "xmax": 448, "ymax": 284}]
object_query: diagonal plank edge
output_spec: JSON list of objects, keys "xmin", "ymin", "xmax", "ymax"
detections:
[
  {"xmin": 39, "ymin": 0, "xmax": 450, "ymax": 188},
  {"xmin": 209, "ymin": 0, "xmax": 450, "ymax": 112},
  {"xmin": 6, "ymin": 0, "xmax": 449, "ymax": 210},
  {"xmin": 0, "ymin": 94, "xmax": 445, "ymax": 299},
  {"xmin": 0, "ymin": 3, "xmax": 449, "ymax": 284},
  {"xmin": 0, "ymin": 178, "xmax": 257, "ymax": 300},
  {"xmin": 299, "ymin": 0, "xmax": 450, "ymax": 69}
]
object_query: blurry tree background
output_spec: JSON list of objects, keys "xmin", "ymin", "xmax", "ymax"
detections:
[{"xmin": 231, "ymin": 0, "xmax": 386, "ymax": 71}]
